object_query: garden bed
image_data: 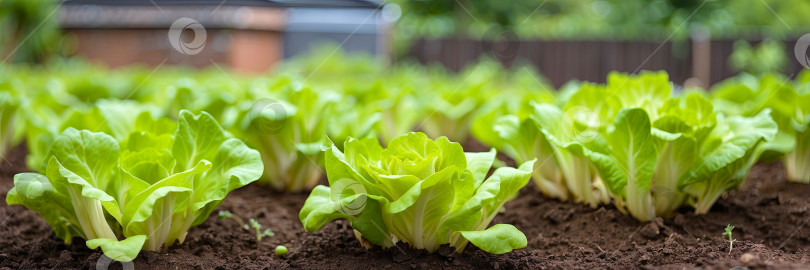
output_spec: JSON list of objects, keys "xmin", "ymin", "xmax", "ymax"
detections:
[{"xmin": 1, "ymin": 143, "xmax": 808, "ymax": 269}]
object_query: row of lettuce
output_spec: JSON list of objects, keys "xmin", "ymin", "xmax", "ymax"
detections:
[
  {"xmin": 0, "ymin": 57, "xmax": 553, "ymax": 260},
  {"xmin": 476, "ymin": 72, "xmax": 809, "ymax": 222},
  {"xmin": 0, "ymin": 56, "xmax": 808, "ymax": 260}
]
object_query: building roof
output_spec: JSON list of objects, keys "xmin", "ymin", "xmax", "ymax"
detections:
[{"xmin": 62, "ymin": 0, "xmax": 382, "ymax": 9}]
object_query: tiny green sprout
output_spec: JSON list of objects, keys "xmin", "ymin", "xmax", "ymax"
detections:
[
  {"xmin": 249, "ymin": 218, "xmax": 275, "ymax": 242},
  {"xmin": 275, "ymin": 245, "xmax": 288, "ymax": 257},
  {"xmin": 722, "ymin": 225, "xmax": 736, "ymax": 254},
  {"xmin": 218, "ymin": 210, "xmax": 233, "ymax": 220},
  {"xmin": 218, "ymin": 210, "xmax": 246, "ymax": 228},
  {"xmin": 218, "ymin": 210, "xmax": 273, "ymax": 243}
]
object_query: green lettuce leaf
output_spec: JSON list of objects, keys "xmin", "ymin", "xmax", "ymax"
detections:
[
  {"xmin": 9, "ymin": 110, "xmax": 262, "ymax": 262},
  {"xmin": 584, "ymin": 108, "xmax": 658, "ymax": 222},
  {"xmin": 300, "ymin": 132, "xmax": 531, "ymax": 254}
]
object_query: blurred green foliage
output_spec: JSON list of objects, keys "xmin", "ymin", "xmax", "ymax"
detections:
[
  {"xmin": 391, "ymin": 0, "xmax": 810, "ymax": 45},
  {"xmin": 0, "ymin": 0, "xmax": 62, "ymax": 64},
  {"xmin": 729, "ymin": 39, "xmax": 788, "ymax": 75}
]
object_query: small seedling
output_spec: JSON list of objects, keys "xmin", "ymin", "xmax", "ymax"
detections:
[
  {"xmin": 275, "ymin": 245, "xmax": 288, "ymax": 257},
  {"xmin": 218, "ymin": 210, "xmax": 274, "ymax": 243},
  {"xmin": 218, "ymin": 210, "xmax": 246, "ymax": 228},
  {"xmin": 250, "ymin": 218, "xmax": 275, "ymax": 242},
  {"xmin": 722, "ymin": 225, "xmax": 736, "ymax": 254},
  {"xmin": 218, "ymin": 210, "xmax": 232, "ymax": 219}
]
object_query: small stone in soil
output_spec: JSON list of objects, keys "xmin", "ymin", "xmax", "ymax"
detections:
[
  {"xmin": 640, "ymin": 222, "xmax": 660, "ymax": 239},
  {"xmin": 740, "ymin": 253, "xmax": 761, "ymax": 265}
]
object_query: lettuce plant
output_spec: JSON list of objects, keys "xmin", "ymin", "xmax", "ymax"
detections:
[
  {"xmin": 420, "ymin": 90, "xmax": 481, "ymax": 143},
  {"xmin": 788, "ymin": 73, "xmax": 810, "ymax": 182},
  {"xmin": 565, "ymin": 73, "xmax": 685, "ymax": 218},
  {"xmin": 6, "ymin": 110, "xmax": 262, "ymax": 261},
  {"xmin": 646, "ymin": 94, "xmax": 717, "ymax": 216},
  {"xmin": 531, "ymin": 101, "xmax": 609, "ymax": 208},
  {"xmin": 24, "ymin": 99, "xmax": 156, "ymax": 171},
  {"xmin": 360, "ymin": 81, "xmax": 424, "ymax": 144},
  {"xmin": 1, "ymin": 70, "xmax": 80, "ymax": 170},
  {"xmin": 470, "ymin": 90, "xmax": 567, "ymax": 201},
  {"xmin": 678, "ymin": 110, "xmax": 777, "ymax": 214},
  {"xmin": 712, "ymin": 73, "xmax": 810, "ymax": 183},
  {"xmin": 374, "ymin": 89, "xmax": 423, "ymax": 144},
  {"xmin": 568, "ymin": 73, "xmax": 778, "ymax": 221},
  {"xmin": 0, "ymin": 91, "xmax": 22, "ymax": 160},
  {"xmin": 300, "ymin": 132, "xmax": 533, "ymax": 254},
  {"xmin": 157, "ymin": 73, "xmax": 249, "ymax": 130},
  {"xmin": 419, "ymin": 62, "xmax": 498, "ymax": 143},
  {"xmin": 240, "ymin": 82, "xmax": 333, "ymax": 192},
  {"xmin": 325, "ymin": 97, "xmax": 381, "ymax": 150}
]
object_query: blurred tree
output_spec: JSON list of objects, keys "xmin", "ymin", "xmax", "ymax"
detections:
[
  {"xmin": 0, "ymin": 0, "xmax": 63, "ymax": 64},
  {"xmin": 729, "ymin": 39, "xmax": 787, "ymax": 75},
  {"xmin": 392, "ymin": 0, "xmax": 810, "ymax": 42}
]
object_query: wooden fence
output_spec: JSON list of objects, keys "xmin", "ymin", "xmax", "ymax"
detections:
[{"xmin": 406, "ymin": 38, "xmax": 804, "ymax": 88}]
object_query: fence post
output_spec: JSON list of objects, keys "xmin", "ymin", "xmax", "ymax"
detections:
[{"xmin": 689, "ymin": 29, "xmax": 711, "ymax": 89}]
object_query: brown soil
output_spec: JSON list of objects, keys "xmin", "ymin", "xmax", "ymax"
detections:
[{"xmin": 1, "ymin": 143, "xmax": 809, "ymax": 269}]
